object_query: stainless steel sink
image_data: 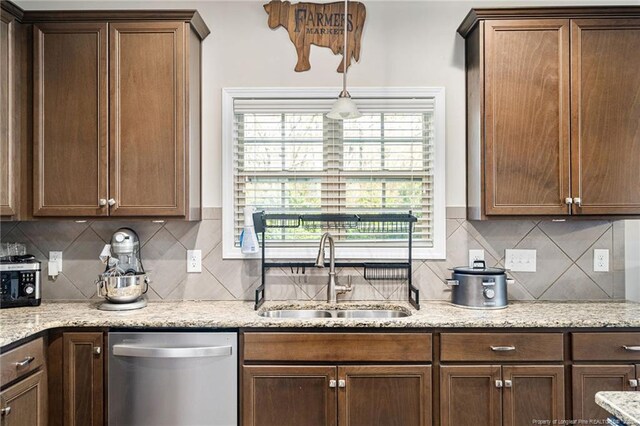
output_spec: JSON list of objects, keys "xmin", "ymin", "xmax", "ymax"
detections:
[
  {"xmin": 259, "ymin": 310, "xmax": 333, "ymax": 318},
  {"xmin": 335, "ymin": 310, "xmax": 410, "ymax": 318},
  {"xmin": 259, "ymin": 308, "xmax": 410, "ymax": 319}
]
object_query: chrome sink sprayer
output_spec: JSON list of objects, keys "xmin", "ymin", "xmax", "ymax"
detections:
[{"xmin": 315, "ymin": 232, "xmax": 352, "ymax": 303}]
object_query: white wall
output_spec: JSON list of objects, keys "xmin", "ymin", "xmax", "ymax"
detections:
[{"xmin": 17, "ymin": 0, "xmax": 638, "ymax": 208}]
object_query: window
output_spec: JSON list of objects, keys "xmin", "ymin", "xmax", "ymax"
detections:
[{"xmin": 222, "ymin": 88, "xmax": 445, "ymax": 259}]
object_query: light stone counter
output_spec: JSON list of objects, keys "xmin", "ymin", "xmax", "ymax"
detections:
[
  {"xmin": 596, "ymin": 391, "xmax": 640, "ymax": 426},
  {"xmin": 2, "ymin": 300, "xmax": 640, "ymax": 349}
]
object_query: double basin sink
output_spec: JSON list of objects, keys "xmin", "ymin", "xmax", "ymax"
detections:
[{"xmin": 259, "ymin": 308, "xmax": 411, "ymax": 319}]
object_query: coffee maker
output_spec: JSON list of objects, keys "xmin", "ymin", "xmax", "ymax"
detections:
[{"xmin": 96, "ymin": 228, "xmax": 149, "ymax": 311}]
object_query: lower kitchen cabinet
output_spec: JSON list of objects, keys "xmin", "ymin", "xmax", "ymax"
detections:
[
  {"xmin": 0, "ymin": 369, "xmax": 47, "ymax": 426},
  {"xmin": 242, "ymin": 365, "xmax": 431, "ymax": 426},
  {"xmin": 48, "ymin": 332, "xmax": 104, "ymax": 426},
  {"xmin": 440, "ymin": 365, "xmax": 564, "ymax": 426},
  {"xmin": 243, "ymin": 365, "xmax": 337, "ymax": 426},
  {"xmin": 572, "ymin": 365, "xmax": 638, "ymax": 424}
]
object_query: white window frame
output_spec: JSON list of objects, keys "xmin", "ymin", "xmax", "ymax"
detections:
[{"xmin": 222, "ymin": 87, "xmax": 446, "ymax": 260}]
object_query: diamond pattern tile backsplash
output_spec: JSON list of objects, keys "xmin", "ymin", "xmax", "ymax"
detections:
[{"xmin": 0, "ymin": 211, "xmax": 626, "ymax": 302}]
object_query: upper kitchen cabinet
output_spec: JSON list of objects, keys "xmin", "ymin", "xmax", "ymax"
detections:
[
  {"xmin": 1, "ymin": 2, "xmax": 28, "ymax": 220},
  {"xmin": 30, "ymin": 11, "xmax": 209, "ymax": 219},
  {"xmin": 459, "ymin": 8, "xmax": 640, "ymax": 220}
]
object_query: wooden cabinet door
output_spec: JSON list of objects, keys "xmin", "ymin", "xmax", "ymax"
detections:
[
  {"xmin": 572, "ymin": 365, "xmax": 636, "ymax": 424},
  {"xmin": 63, "ymin": 333, "xmax": 103, "ymax": 426},
  {"xmin": 0, "ymin": 13, "xmax": 17, "ymax": 217},
  {"xmin": 570, "ymin": 19, "xmax": 640, "ymax": 215},
  {"xmin": 33, "ymin": 23, "xmax": 108, "ymax": 216},
  {"xmin": 484, "ymin": 20, "xmax": 571, "ymax": 215},
  {"xmin": 440, "ymin": 365, "xmax": 501, "ymax": 426},
  {"xmin": 0, "ymin": 369, "xmax": 47, "ymax": 426},
  {"xmin": 502, "ymin": 365, "xmax": 564, "ymax": 426},
  {"xmin": 243, "ymin": 365, "xmax": 337, "ymax": 426},
  {"xmin": 338, "ymin": 365, "xmax": 431, "ymax": 426},
  {"xmin": 109, "ymin": 22, "xmax": 186, "ymax": 217}
]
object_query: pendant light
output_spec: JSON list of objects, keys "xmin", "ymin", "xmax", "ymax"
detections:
[{"xmin": 327, "ymin": 0, "xmax": 362, "ymax": 120}]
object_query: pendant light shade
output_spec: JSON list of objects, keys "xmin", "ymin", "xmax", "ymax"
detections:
[
  {"xmin": 327, "ymin": 92, "xmax": 362, "ymax": 120},
  {"xmin": 327, "ymin": 0, "xmax": 361, "ymax": 120}
]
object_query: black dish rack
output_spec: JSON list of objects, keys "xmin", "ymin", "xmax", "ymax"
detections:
[{"xmin": 252, "ymin": 212, "xmax": 420, "ymax": 310}]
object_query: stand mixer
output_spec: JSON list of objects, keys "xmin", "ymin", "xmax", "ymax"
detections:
[{"xmin": 96, "ymin": 228, "xmax": 149, "ymax": 311}]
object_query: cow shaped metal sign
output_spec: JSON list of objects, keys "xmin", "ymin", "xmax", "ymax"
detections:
[{"xmin": 263, "ymin": 0, "xmax": 366, "ymax": 72}]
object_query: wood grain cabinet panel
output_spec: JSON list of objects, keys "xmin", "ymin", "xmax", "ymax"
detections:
[
  {"xmin": 0, "ymin": 369, "xmax": 47, "ymax": 426},
  {"xmin": 572, "ymin": 365, "xmax": 636, "ymax": 424},
  {"xmin": 62, "ymin": 333, "xmax": 103, "ymax": 426},
  {"xmin": 462, "ymin": 10, "xmax": 640, "ymax": 219},
  {"xmin": 440, "ymin": 365, "xmax": 502, "ymax": 426},
  {"xmin": 502, "ymin": 365, "xmax": 564, "ymax": 426},
  {"xmin": 109, "ymin": 21, "xmax": 186, "ymax": 216},
  {"xmin": 339, "ymin": 365, "xmax": 431, "ymax": 426},
  {"xmin": 242, "ymin": 365, "xmax": 337, "ymax": 426},
  {"xmin": 0, "ymin": 12, "xmax": 17, "ymax": 217},
  {"xmin": 570, "ymin": 19, "xmax": 640, "ymax": 215},
  {"xmin": 483, "ymin": 19, "xmax": 570, "ymax": 216},
  {"xmin": 33, "ymin": 22, "xmax": 108, "ymax": 216}
]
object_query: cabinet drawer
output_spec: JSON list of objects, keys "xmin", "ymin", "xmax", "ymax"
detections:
[
  {"xmin": 243, "ymin": 332, "xmax": 432, "ymax": 362},
  {"xmin": 1, "ymin": 337, "xmax": 45, "ymax": 386},
  {"xmin": 440, "ymin": 333, "xmax": 563, "ymax": 361},
  {"xmin": 573, "ymin": 333, "xmax": 640, "ymax": 361}
]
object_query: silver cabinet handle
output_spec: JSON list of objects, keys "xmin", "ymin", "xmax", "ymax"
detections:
[
  {"xmin": 93, "ymin": 346, "xmax": 101, "ymax": 355},
  {"xmin": 329, "ymin": 380, "xmax": 336, "ymax": 388},
  {"xmin": 495, "ymin": 380, "xmax": 503, "ymax": 388},
  {"xmin": 1, "ymin": 406, "xmax": 10, "ymax": 416},
  {"xmin": 14, "ymin": 356, "xmax": 34, "ymax": 368},
  {"xmin": 108, "ymin": 198, "xmax": 116, "ymax": 206},
  {"xmin": 113, "ymin": 344, "xmax": 232, "ymax": 358},
  {"xmin": 491, "ymin": 346, "xmax": 516, "ymax": 352},
  {"xmin": 338, "ymin": 379, "xmax": 346, "ymax": 388},
  {"xmin": 99, "ymin": 198, "xmax": 107, "ymax": 207},
  {"xmin": 445, "ymin": 280, "xmax": 459, "ymax": 286},
  {"xmin": 623, "ymin": 345, "xmax": 640, "ymax": 351},
  {"xmin": 629, "ymin": 379, "xmax": 638, "ymax": 388},
  {"xmin": 564, "ymin": 197, "xmax": 573, "ymax": 205},
  {"xmin": 504, "ymin": 380, "xmax": 512, "ymax": 388},
  {"xmin": 573, "ymin": 197, "xmax": 582, "ymax": 207}
]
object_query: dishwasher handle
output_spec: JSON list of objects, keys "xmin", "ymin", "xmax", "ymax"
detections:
[{"xmin": 112, "ymin": 344, "xmax": 232, "ymax": 358}]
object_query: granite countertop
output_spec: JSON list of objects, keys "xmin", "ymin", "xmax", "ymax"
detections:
[
  {"xmin": 596, "ymin": 392, "xmax": 640, "ymax": 426},
  {"xmin": 1, "ymin": 300, "xmax": 639, "ymax": 349}
]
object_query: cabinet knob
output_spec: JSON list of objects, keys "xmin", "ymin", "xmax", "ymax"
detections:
[
  {"xmin": 338, "ymin": 379, "xmax": 346, "ymax": 388},
  {"xmin": 99, "ymin": 198, "xmax": 107, "ymax": 207},
  {"xmin": 329, "ymin": 380, "xmax": 336, "ymax": 388},
  {"xmin": 495, "ymin": 380, "xmax": 503, "ymax": 388},
  {"xmin": 573, "ymin": 197, "xmax": 582, "ymax": 207},
  {"xmin": 108, "ymin": 199, "xmax": 116, "ymax": 206},
  {"xmin": 504, "ymin": 380, "xmax": 512, "ymax": 388},
  {"xmin": 94, "ymin": 346, "xmax": 102, "ymax": 355},
  {"xmin": 564, "ymin": 197, "xmax": 573, "ymax": 205},
  {"xmin": 629, "ymin": 379, "xmax": 638, "ymax": 388},
  {"xmin": 1, "ymin": 406, "xmax": 10, "ymax": 416}
]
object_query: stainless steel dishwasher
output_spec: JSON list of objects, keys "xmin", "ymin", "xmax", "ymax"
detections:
[{"xmin": 108, "ymin": 332, "xmax": 237, "ymax": 426}]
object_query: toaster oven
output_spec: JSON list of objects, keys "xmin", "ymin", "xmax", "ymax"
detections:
[{"xmin": 0, "ymin": 255, "xmax": 41, "ymax": 308}]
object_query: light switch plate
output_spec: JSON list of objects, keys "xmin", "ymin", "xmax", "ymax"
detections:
[
  {"xmin": 593, "ymin": 249, "xmax": 609, "ymax": 272},
  {"xmin": 505, "ymin": 249, "xmax": 536, "ymax": 272},
  {"xmin": 187, "ymin": 250, "xmax": 202, "ymax": 273},
  {"xmin": 468, "ymin": 249, "xmax": 485, "ymax": 267}
]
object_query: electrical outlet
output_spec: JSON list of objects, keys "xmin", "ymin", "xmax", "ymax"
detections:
[
  {"xmin": 468, "ymin": 249, "xmax": 485, "ymax": 267},
  {"xmin": 49, "ymin": 251, "xmax": 62, "ymax": 270},
  {"xmin": 593, "ymin": 249, "xmax": 609, "ymax": 272},
  {"xmin": 505, "ymin": 249, "xmax": 536, "ymax": 272},
  {"xmin": 187, "ymin": 250, "xmax": 202, "ymax": 273}
]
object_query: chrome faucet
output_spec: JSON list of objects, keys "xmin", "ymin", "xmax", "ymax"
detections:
[{"xmin": 315, "ymin": 232, "xmax": 352, "ymax": 303}]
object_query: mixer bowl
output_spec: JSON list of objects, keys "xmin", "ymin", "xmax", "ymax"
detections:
[{"xmin": 96, "ymin": 274, "xmax": 149, "ymax": 303}]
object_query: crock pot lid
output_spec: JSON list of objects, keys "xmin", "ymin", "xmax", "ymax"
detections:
[{"xmin": 452, "ymin": 261, "xmax": 506, "ymax": 274}]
